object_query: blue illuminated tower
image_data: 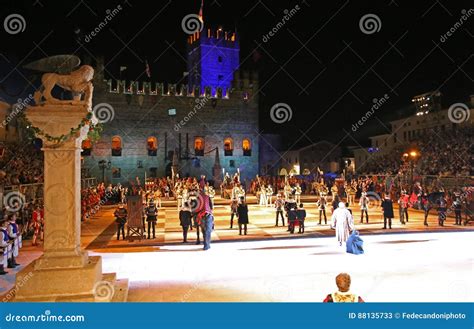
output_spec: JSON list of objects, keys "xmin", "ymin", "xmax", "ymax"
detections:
[{"xmin": 187, "ymin": 27, "xmax": 240, "ymax": 95}]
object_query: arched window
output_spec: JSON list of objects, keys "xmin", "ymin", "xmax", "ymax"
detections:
[
  {"xmin": 224, "ymin": 137, "xmax": 233, "ymax": 156},
  {"xmin": 81, "ymin": 139, "xmax": 92, "ymax": 156},
  {"xmin": 194, "ymin": 137, "xmax": 205, "ymax": 156},
  {"xmin": 112, "ymin": 136, "xmax": 122, "ymax": 156},
  {"xmin": 147, "ymin": 136, "xmax": 157, "ymax": 156},
  {"xmin": 242, "ymin": 138, "xmax": 251, "ymax": 156}
]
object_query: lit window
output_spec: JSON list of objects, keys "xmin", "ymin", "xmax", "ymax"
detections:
[
  {"xmin": 224, "ymin": 137, "xmax": 233, "ymax": 156},
  {"xmin": 81, "ymin": 139, "xmax": 92, "ymax": 156},
  {"xmin": 112, "ymin": 136, "xmax": 122, "ymax": 156},
  {"xmin": 243, "ymin": 138, "xmax": 251, "ymax": 156},
  {"xmin": 147, "ymin": 137, "xmax": 157, "ymax": 156},
  {"xmin": 195, "ymin": 137, "xmax": 205, "ymax": 156}
]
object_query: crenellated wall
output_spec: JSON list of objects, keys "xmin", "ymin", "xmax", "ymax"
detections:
[{"xmin": 84, "ymin": 72, "xmax": 260, "ymax": 187}]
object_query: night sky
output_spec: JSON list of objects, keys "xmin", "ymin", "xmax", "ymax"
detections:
[{"xmin": 1, "ymin": 0, "xmax": 473, "ymax": 149}]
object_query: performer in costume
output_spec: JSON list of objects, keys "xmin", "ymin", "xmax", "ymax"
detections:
[
  {"xmin": 259, "ymin": 185, "xmax": 267, "ymax": 206},
  {"xmin": 31, "ymin": 204, "xmax": 44, "ymax": 246},
  {"xmin": 230, "ymin": 198, "xmax": 238, "ymax": 229},
  {"xmin": 195, "ymin": 189, "xmax": 214, "ymax": 250},
  {"xmin": 323, "ymin": 273, "xmax": 364, "ymax": 303},
  {"xmin": 330, "ymin": 202, "xmax": 354, "ymax": 246},
  {"xmin": 453, "ymin": 194, "xmax": 463, "ymax": 225},
  {"xmin": 237, "ymin": 196, "xmax": 249, "ymax": 235},
  {"xmin": 421, "ymin": 192, "xmax": 430, "ymax": 226},
  {"xmin": 438, "ymin": 196, "xmax": 447, "ymax": 227},
  {"xmin": 296, "ymin": 203, "xmax": 306, "ymax": 234},
  {"xmin": 274, "ymin": 194, "xmax": 285, "ymax": 226},
  {"xmin": 381, "ymin": 194, "xmax": 394, "ymax": 229},
  {"xmin": 287, "ymin": 203, "xmax": 298, "ymax": 234},
  {"xmin": 346, "ymin": 230, "xmax": 364, "ymax": 255},
  {"xmin": 331, "ymin": 183, "xmax": 339, "ymax": 198},
  {"xmin": 7, "ymin": 213, "xmax": 20, "ymax": 267},
  {"xmin": 265, "ymin": 184, "xmax": 274, "ymax": 207},
  {"xmin": 294, "ymin": 183, "xmax": 302, "ymax": 204},
  {"xmin": 145, "ymin": 200, "xmax": 158, "ymax": 239},
  {"xmin": 0, "ymin": 217, "xmax": 9, "ymax": 275},
  {"xmin": 359, "ymin": 192, "xmax": 370, "ymax": 224},
  {"xmin": 317, "ymin": 194, "xmax": 328, "ymax": 225},
  {"xmin": 206, "ymin": 183, "xmax": 216, "ymax": 208},
  {"xmin": 179, "ymin": 202, "xmax": 192, "ymax": 243},
  {"xmin": 113, "ymin": 203, "xmax": 128, "ymax": 240},
  {"xmin": 397, "ymin": 191, "xmax": 409, "ymax": 225}
]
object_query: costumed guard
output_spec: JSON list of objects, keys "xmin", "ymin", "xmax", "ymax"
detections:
[
  {"xmin": 359, "ymin": 192, "xmax": 370, "ymax": 224},
  {"xmin": 346, "ymin": 230, "xmax": 364, "ymax": 255},
  {"xmin": 179, "ymin": 202, "xmax": 192, "ymax": 243},
  {"xmin": 0, "ymin": 217, "xmax": 9, "ymax": 275},
  {"xmin": 145, "ymin": 200, "xmax": 158, "ymax": 239},
  {"xmin": 31, "ymin": 204, "xmax": 44, "ymax": 246},
  {"xmin": 237, "ymin": 196, "xmax": 249, "ymax": 235},
  {"xmin": 330, "ymin": 202, "xmax": 354, "ymax": 246},
  {"xmin": 294, "ymin": 183, "xmax": 302, "ymax": 204},
  {"xmin": 5, "ymin": 214, "xmax": 20, "ymax": 268},
  {"xmin": 113, "ymin": 203, "xmax": 128, "ymax": 240},
  {"xmin": 323, "ymin": 273, "xmax": 364, "ymax": 303},
  {"xmin": 381, "ymin": 194, "xmax": 394, "ymax": 229},
  {"xmin": 265, "ymin": 184, "xmax": 274, "ymax": 207},
  {"xmin": 274, "ymin": 194, "xmax": 285, "ymax": 226},
  {"xmin": 317, "ymin": 194, "xmax": 328, "ymax": 225}
]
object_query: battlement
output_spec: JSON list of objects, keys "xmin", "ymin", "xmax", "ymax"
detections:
[
  {"xmin": 187, "ymin": 28, "xmax": 238, "ymax": 48},
  {"xmin": 104, "ymin": 70, "xmax": 258, "ymax": 98}
]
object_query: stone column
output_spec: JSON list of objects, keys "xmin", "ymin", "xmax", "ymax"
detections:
[{"xmin": 13, "ymin": 104, "xmax": 127, "ymax": 301}]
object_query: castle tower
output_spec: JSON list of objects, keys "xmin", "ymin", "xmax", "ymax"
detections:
[{"xmin": 187, "ymin": 27, "xmax": 239, "ymax": 95}]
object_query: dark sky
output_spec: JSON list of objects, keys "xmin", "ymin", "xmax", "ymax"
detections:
[{"xmin": 1, "ymin": 0, "xmax": 473, "ymax": 149}]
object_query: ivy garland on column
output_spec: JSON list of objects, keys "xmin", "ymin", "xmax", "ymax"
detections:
[{"xmin": 19, "ymin": 112, "xmax": 103, "ymax": 144}]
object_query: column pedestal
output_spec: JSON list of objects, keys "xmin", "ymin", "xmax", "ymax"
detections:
[{"xmin": 12, "ymin": 104, "xmax": 128, "ymax": 302}]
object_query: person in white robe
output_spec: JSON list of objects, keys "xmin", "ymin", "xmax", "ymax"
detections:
[{"xmin": 331, "ymin": 202, "xmax": 354, "ymax": 246}]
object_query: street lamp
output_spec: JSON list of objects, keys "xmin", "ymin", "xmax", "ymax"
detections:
[{"xmin": 98, "ymin": 160, "xmax": 111, "ymax": 183}]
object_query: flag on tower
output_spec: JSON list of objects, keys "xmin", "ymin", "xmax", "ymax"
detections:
[
  {"xmin": 145, "ymin": 60, "xmax": 151, "ymax": 78},
  {"xmin": 198, "ymin": 0, "xmax": 204, "ymax": 22}
]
